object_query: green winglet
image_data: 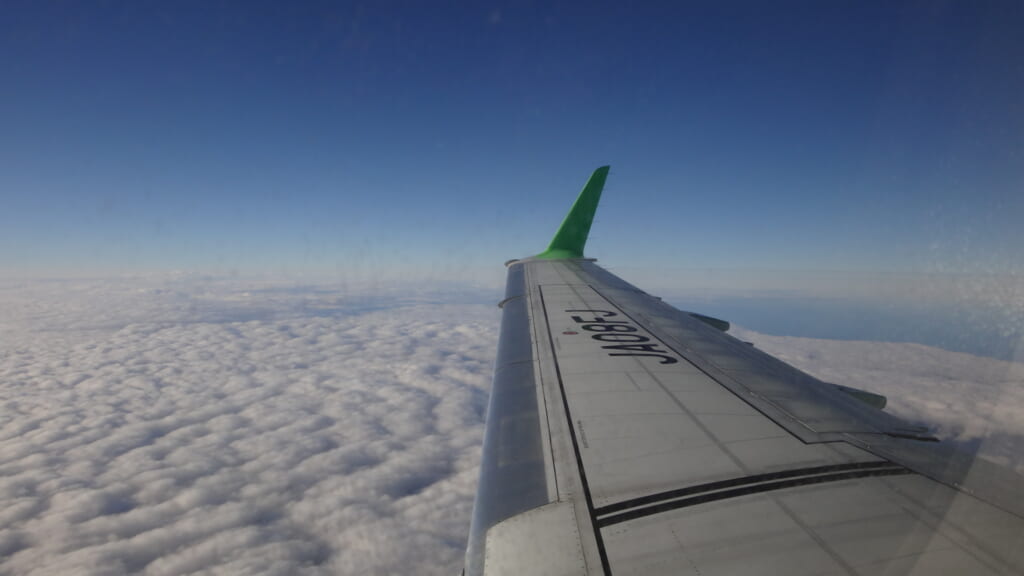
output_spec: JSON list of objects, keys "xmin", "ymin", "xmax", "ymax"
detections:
[{"xmin": 535, "ymin": 166, "xmax": 610, "ymax": 260}]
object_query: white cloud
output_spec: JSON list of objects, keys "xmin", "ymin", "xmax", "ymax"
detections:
[
  {"xmin": 0, "ymin": 275, "xmax": 498, "ymax": 575},
  {"xmin": 1, "ymin": 275, "xmax": 1021, "ymax": 574}
]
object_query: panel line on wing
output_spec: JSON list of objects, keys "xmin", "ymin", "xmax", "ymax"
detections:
[
  {"xmin": 537, "ymin": 284, "xmax": 613, "ymax": 575},
  {"xmin": 595, "ymin": 460, "xmax": 899, "ymax": 517},
  {"xmin": 596, "ymin": 466, "xmax": 913, "ymax": 528}
]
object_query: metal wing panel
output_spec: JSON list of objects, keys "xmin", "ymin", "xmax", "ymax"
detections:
[
  {"xmin": 526, "ymin": 262, "xmax": 895, "ymax": 507},
  {"xmin": 467, "ymin": 257, "xmax": 1024, "ymax": 576},
  {"xmin": 464, "ymin": 263, "xmax": 559, "ymax": 576},
  {"xmin": 564, "ymin": 260, "xmax": 1024, "ymax": 521},
  {"xmin": 571, "ymin": 261, "xmax": 911, "ymax": 439},
  {"xmin": 466, "ymin": 167, "xmax": 1024, "ymax": 575}
]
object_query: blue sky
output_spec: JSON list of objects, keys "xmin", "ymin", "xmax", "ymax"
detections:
[{"xmin": 2, "ymin": 1, "xmax": 1021, "ymax": 281}]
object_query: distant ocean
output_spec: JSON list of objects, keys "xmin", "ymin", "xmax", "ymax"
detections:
[{"xmin": 669, "ymin": 296, "xmax": 1022, "ymax": 362}]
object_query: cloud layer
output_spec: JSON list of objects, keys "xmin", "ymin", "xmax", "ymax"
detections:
[
  {"xmin": 1, "ymin": 275, "xmax": 1021, "ymax": 574},
  {"xmin": 1, "ymin": 276, "xmax": 498, "ymax": 575}
]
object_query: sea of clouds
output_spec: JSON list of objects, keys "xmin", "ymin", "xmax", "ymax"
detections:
[
  {"xmin": 0, "ymin": 275, "xmax": 498, "ymax": 575},
  {"xmin": 1, "ymin": 275, "xmax": 1021, "ymax": 575}
]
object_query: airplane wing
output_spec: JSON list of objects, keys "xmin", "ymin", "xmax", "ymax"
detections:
[{"xmin": 463, "ymin": 167, "xmax": 1024, "ymax": 576}]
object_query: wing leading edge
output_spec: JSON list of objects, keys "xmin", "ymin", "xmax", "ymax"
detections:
[{"xmin": 465, "ymin": 168, "xmax": 1024, "ymax": 576}]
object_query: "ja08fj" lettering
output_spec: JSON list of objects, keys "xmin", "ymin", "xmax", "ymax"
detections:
[{"xmin": 565, "ymin": 309, "xmax": 678, "ymax": 364}]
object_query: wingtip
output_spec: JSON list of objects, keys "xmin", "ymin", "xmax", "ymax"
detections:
[{"xmin": 535, "ymin": 166, "xmax": 610, "ymax": 260}]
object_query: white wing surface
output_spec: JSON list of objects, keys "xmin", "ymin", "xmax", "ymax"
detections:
[{"xmin": 464, "ymin": 167, "xmax": 1024, "ymax": 576}]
